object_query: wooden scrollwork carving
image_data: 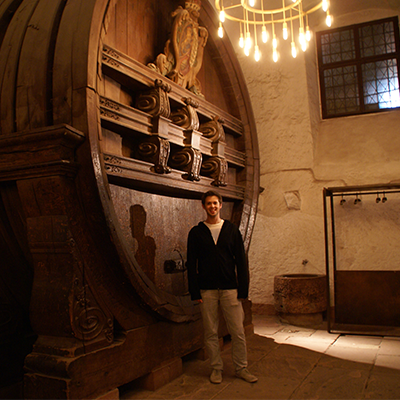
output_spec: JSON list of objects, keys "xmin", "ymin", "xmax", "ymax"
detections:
[
  {"xmin": 169, "ymin": 147, "xmax": 202, "ymax": 181},
  {"xmin": 170, "ymin": 97, "xmax": 200, "ymax": 131},
  {"xmin": 72, "ymin": 282, "xmax": 113, "ymax": 343},
  {"xmin": 135, "ymin": 79, "xmax": 172, "ymax": 118},
  {"xmin": 201, "ymin": 156, "xmax": 228, "ymax": 187},
  {"xmin": 199, "ymin": 115, "xmax": 225, "ymax": 143},
  {"xmin": 136, "ymin": 136, "xmax": 171, "ymax": 174}
]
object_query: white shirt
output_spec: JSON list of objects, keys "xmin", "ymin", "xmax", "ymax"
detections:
[{"xmin": 204, "ymin": 220, "xmax": 224, "ymax": 244}]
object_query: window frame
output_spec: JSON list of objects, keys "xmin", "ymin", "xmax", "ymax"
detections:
[{"xmin": 316, "ymin": 16, "xmax": 400, "ymax": 119}]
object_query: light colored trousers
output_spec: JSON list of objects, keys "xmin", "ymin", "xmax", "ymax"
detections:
[{"xmin": 200, "ymin": 289, "xmax": 247, "ymax": 372}]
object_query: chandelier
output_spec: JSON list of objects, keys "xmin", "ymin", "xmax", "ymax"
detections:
[{"xmin": 215, "ymin": 0, "xmax": 333, "ymax": 62}]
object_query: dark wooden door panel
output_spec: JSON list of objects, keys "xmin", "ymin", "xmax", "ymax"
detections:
[{"xmin": 335, "ymin": 270, "xmax": 400, "ymax": 327}]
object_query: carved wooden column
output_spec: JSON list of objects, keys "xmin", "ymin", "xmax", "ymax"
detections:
[
  {"xmin": 200, "ymin": 116, "xmax": 228, "ymax": 186},
  {"xmin": 0, "ymin": 125, "xmax": 114, "ymax": 399},
  {"xmin": 169, "ymin": 98, "xmax": 203, "ymax": 181},
  {"xmin": 135, "ymin": 79, "xmax": 171, "ymax": 173}
]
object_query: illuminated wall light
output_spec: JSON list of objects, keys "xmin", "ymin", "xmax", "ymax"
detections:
[
  {"xmin": 244, "ymin": 45, "xmax": 250, "ymax": 56},
  {"xmin": 249, "ymin": 0, "xmax": 255, "ymax": 7},
  {"xmin": 262, "ymin": 25, "xmax": 269, "ymax": 43},
  {"xmin": 219, "ymin": 10, "xmax": 225, "ymax": 23},
  {"xmin": 273, "ymin": 49, "xmax": 278, "ymax": 62}
]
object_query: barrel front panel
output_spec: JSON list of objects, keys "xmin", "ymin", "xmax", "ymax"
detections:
[{"xmin": 97, "ymin": 0, "xmax": 259, "ymax": 322}]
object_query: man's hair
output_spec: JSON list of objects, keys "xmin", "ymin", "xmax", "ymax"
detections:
[{"xmin": 201, "ymin": 190, "xmax": 223, "ymax": 205}]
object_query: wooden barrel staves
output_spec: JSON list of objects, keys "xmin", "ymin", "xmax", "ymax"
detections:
[{"xmin": 0, "ymin": 0, "xmax": 259, "ymax": 398}]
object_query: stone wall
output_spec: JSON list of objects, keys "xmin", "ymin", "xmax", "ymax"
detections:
[{"xmin": 217, "ymin": 1, "xmax": 400, "ymax": 310}]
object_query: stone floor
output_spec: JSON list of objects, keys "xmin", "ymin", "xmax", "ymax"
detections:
[{"xmin": 120, "ymin": 314, "xmax": 400, "ymax": 399}]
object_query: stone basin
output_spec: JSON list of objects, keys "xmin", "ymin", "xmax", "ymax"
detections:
[{"xmin": 274, "ymin": 274, "xmax": 328, "ymax": 327}]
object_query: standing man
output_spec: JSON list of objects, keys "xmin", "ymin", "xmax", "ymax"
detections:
[{"xmin": 186, "ymin": 190, "xmax": 258, "ymax": 384}]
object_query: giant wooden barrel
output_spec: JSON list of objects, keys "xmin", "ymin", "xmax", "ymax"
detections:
[{"xmin": 0, "ymin": 0, "xmax": 259, "ymax": 398}]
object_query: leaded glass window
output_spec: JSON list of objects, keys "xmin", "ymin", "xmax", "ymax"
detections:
[{"xmin": 317, "ymin": 17, "xmax": 400, "ymax": 118}]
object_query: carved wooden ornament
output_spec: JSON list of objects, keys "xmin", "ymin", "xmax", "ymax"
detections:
[{"xmin": 148, "ymin": 0, "xmax": 208, "ymax": 97}]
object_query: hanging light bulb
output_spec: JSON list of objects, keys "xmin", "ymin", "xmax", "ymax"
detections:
[
  {"xmin": 249, "ymin": 0, "xmax": 255, "ymax": 6},
  {"xmin": 245, "ymin": 31, "xmax": 252, "ymax": 50},
  {"xmin": 254, "ymin": 45, "xmax": 261, "ymax": 61},
  {"xmin": 322, "ymin": 0, "xmax": 329, "ymax": 12},
  {"xmin": 326, "ymin": 10, "xmax": 332, "ymax": 27},
  {"xmin": 299, "ymin": 26, "xmax": 305, "ymax": 47},
  {"xmin": 291, "ymin": 41, "xmax": 297, "ymax": 58},
  {"xmin": 305, "ymin": 15, "xmax": 311, "ymax": 42},
  {"xmin": 305, "ymin": 25, "xmax": 311, "ymax": 41},
  {"xmin": 252, "ymin": 14, "xmax": 260, "ymax": 61},
  {"xmin": 219, "ymin": 10, "xmax": 225, "ymax": 23},
  {"xmin": 282, "ymin": 21, "xmax": 288, "ymax": 40},
  {"xmin": 272, "ymin": 33, "xmax": 277, "ymax": 50},
  {"xmin": 272, "ymin": 20, "xmax": 278, "ymax": 62},
  {"xmin": 244, "ymin": 30, "xmax": 252, "ymax": 56},
  {"xmin": 271, "ymin": 15, "xmax": 278, "ymax": 62},
  {"xmin": 218, "ymin": 22, "xmax": 224, "ymax": 38},
  {"xmin": 299, "ymin": 26, "xmax": 304, "ymax": 43},
  {"xmin": 262, "ymin": 25, "xmax": 269, "ymax": 43},
  {"xmin": 289, "ymin": 6, "xmax": 296, "ymax": 58},
  {"xmin": 239, "ymin": 32, "xmax": 244, "ymax": 48},
  {"xmin": 282, "ymin": 0, "xmax": 288, "ymax": 40}
]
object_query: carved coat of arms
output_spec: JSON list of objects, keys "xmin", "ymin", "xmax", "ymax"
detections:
[{"xmin": 148, "ymin": 0, "xmax": 208, "ymax": 98}]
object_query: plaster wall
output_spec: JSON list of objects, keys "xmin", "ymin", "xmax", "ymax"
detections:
[{"xmin": 219, "ymin": 1, "xmax": 400, "ymax": 309}]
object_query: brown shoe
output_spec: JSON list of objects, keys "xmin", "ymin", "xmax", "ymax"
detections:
[
  {"xmin": 235, "ymin": 368, "xmax": 258, "ymax": 383},
  {"xmin": 210, "ymin": 369, "xmax": 222, "ymax": 384}
]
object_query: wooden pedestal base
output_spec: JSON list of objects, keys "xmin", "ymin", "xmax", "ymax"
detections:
[
  {"xmin": 136, "ymin": 357, "xmax": 183, "ymax": 391},
  {"xmin": 96, "ymin": 388, "xmax": 119, "ymax": 400}
]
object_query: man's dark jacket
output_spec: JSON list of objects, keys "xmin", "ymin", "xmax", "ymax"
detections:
[{"xmin": 186, "ymin": 220, "xmax": 249, "ymax": 301}]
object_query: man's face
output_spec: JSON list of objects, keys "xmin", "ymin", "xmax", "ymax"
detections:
[{"xmin": 202, "ymin": 195, "xmax": 222, "ymax": 218}]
